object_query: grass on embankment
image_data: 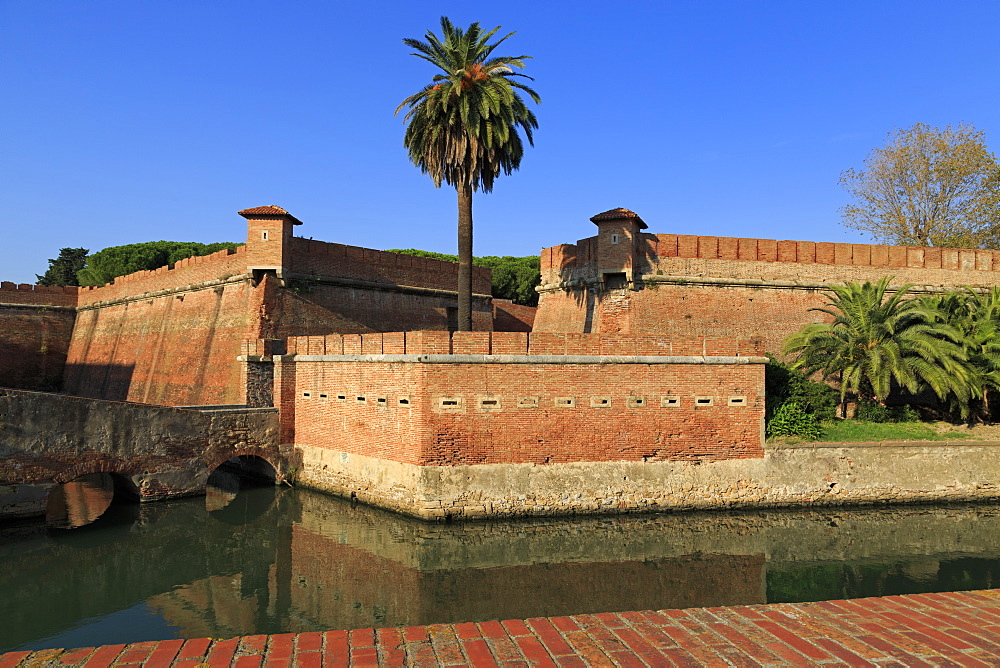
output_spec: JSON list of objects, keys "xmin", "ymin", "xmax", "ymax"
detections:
[
  {"xmin": 816, "ymin": 420, "xmax": 973, "ymax": 443},
  {"xmin": 769, "ymin": 420, "xmax": 987, "ymax": 444}
]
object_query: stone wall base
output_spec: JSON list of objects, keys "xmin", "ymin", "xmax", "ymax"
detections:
[{"xmin": 294, "ymin": 441, "xmax": 1000, "ymax": 521}]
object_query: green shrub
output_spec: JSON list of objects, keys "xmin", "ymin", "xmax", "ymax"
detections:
[
  {"xmin": 765, "ymin": 356, "xmax": 839, "ymax": 421},
  {"xmin": 766, "ymin": 402, "xmax": 823, "ymax": 440},
  {"xmin": 855, "ymin": 401, "xmax": 921, "ymax": 423}
]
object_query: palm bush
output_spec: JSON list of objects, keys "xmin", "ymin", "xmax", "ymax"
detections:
[{"xmin": 783, "ymin": 277, "xmax": 975, "ymax": 417}]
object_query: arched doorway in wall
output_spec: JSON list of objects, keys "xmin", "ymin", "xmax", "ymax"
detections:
[
  {"xmin": 45, "ymin": 472, "xmax": 140, "ymax": 530},
  {"xmin": 206, "ymin": 455, "xmax": 279, "ymax": 522}
]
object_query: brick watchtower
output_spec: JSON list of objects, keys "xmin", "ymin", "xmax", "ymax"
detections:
[
  {"xmin": 590, "ymin": 208, "xmax": 647, "ymax": 289},
  {"xmin": 239, "ymin": 205, "xmax": 303, "ymax": 283}
]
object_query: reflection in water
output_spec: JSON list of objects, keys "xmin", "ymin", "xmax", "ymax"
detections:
[
  {"xmin": 6, "ymin": 487, "xmax": 1000, "ymax": 652},
  {"xmin": 45, "ymin": 473, "xmax": 116, "ymax": 529}
]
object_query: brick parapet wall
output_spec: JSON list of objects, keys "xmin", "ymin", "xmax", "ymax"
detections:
[
  {"xmin": 492, "ymin": 299, "xmax": 535, "ymax": 332},
  {"xmin": 541, "ymin": 232, "xmax": 1000, "ymax": 288},
  {"xmin": 278, "ymin": 331, "xmax": 763, "ymax": 357},
  {"xmin": 0, "ymin": 282, "xmax": 79, "ymax": 307},
  {"xmin": 289, "ymin": 238, "xmax": 492, "ymax": 295},
  {"xmin": 284, "ymin": 350, "xmax": 765, "ymax": 469},
  {"xmin": 75, "ymin": 246, "xmax": 248, "ymax": 307}
]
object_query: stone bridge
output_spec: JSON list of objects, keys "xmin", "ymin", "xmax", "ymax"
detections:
[{"xmin": 0, "ymin": 388, "xmax": 286, "ymax": 520}]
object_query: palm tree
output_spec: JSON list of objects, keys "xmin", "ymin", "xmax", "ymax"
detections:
[
  {"xmin": 395, "ymin": 17, "xmax": 540, "ymax": 331},
  {"xmin": 782, "ymin": 277, "xmax": 975, "ymax": 416},
  {"xmin": 924, "ymin": 287, "xmax": 1000, "ymax": 421}
]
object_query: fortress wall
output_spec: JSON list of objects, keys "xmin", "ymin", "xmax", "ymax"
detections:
[
  {"xmin": 276, "ymin": 336, "xmax": 765, "ymax": 491},
  {"xmin": 64, "ymin": 280, "xmax": 258, "ymax": 405},
  {"xmin": 535, "ymin": 231, "xmax": 1000, "ymax": 352},
  {"xmin": 492, "ymin": 299, "xmax": 535, "ymax": 332},
  {"xmin": 269, "ymin": 282, "xmax": 494, "ymax": 337},
  {"xmin": 288, "ymin": 238, "xmax": 492, "ymax": 296},
  {"xmin": 0, "ymin": 284, "xmax": 79, "ymax": 391},
  {"xmin": 76, "ymin": 246, "xmax": 248, "ymax": 307},
  {"xmin": 281, "ymin": 331, "xmax": 762, "ymax": 357}
]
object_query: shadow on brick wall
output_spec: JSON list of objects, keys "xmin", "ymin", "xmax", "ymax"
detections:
[{"xmin": 61, "ymin": 363, "xmax": 136, "ymax": 402}]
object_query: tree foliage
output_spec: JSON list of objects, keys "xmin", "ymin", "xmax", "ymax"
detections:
[
  {"xmin": 921, "ymin": 287, "xmax": 1000, "ymax": 421},
  {"xmin": 36, "ymin": 247, "xmax": 89, "ymax": 286},
  {"xmin": 782, "ymin": 278, "xmax": 974, "ymax": 414},
  {"xmin": 388, "ymin": 248, "xmax": 540, "ymax": 305},
  {"xmin": 396, "ymin": 17, "xmax": 540, "ymax": 330},
  {"xmin": 77, "ymin": 241, "xmax": 240, "ymax": 287},
  {"xmin": 840, "ymin": 123, "xmax": 1000, "ymax": 247}
]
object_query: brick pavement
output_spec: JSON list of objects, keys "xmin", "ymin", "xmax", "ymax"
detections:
[{"xmin": 7, "ymin": 590, "xmax": 1000, "ymax": 666}]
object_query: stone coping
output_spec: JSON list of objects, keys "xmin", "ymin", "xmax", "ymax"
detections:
[
  {"xmin": 4, "ymin": 589, "xmax": 1000, "ymax": 665},
  {"xmin": 238, "ymin": 354, "xmax": 768, "ymax": 365},
  {"xmin": 768, "ymin": 439, "xmax": 1000, "ymax": 449}
]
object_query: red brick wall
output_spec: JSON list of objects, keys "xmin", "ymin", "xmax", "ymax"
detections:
[
  {"xmin": 534, "ymin": 285, "xmax": 820, "ymax": 354},
  {"xmin": 492, "ymin": 300, "xmax": 535, "ymax": 332},
  {"xmin": 284, "ymin": 332, "xmax": 764, "ymax": 466},
  {"xmin": 288, "ymin": 238, "xmax": 492, "ymax": 296},
  {"xmin": 0, "ymin": 283, "xmax": 79, "ymax": 391},
  {"xmin": 65, "ymin": 281, "xmax": 257, "ymax": 404},
  {"xmin": 535, "ymin": 229, "xmax": 1000, "ymax": 353}
]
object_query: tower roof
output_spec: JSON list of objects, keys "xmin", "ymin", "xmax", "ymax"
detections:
[
  {"xmin": 238, "ymin": 205, "xmax": 303, "ymax": 225},
  {"xmin": 590, "ymin": 208, "xmax": 648, "ymax": 229}
]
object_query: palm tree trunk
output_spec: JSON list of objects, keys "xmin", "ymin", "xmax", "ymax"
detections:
[{"xmin": 457, "ymin": 184, "xmax": 474, "ymax": 331}]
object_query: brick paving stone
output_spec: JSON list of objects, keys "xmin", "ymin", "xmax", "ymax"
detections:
[
  {"xmin": 205, "ymin": 638, "xmax": 239, "ymax": 668},
  {"xmin": 477, "ymin": 621, "xmax": 508, "ymax": 641},
  {"xmin": 13, "ymin": 590, "xmax": 1000, "ymax": 666},
  {"xmin": 461, "ymin": 638, "xmax": 498, "ymax": 668},
  {"xmin": 425, "ymin": 624, "xmax": 466, "ymax": 665},
  {"xmin": 233, "ymin": 655, "xmax": 262, "ymax": 668},
  {"xmin": 296, "ymin": 652, "xmax": 323, "ymax": 668},
  {"xmin": 0, "ymin": 652, "xmax": 30, "ymax": 668},
  {"xmin": 55, "ymin": 647, "xmax": 97, "ymax": 665},
  {"xmin": 512, "ymin": 636, "xmax": 554, "ymax": 667},
  {"xmin": 176, "ymin": 638, "xmax": 212, "ymax": 661},
  {"xmin": 525, "ymin": 618, "xmax": 575, "ymax": 657},
  {"xmin": 144, "ymin": 639, "xmax": 185, "ymax": 668},
  {"xmin": 84, "ymin": 643, "xmax": 126, "ymax": 668},
  {"xmin": 499, "ymin": 619, "xmax": 532, "ymax": 637},
  {"xmin": 322, "ymin": 629, "xmax": 350, "ymax": 668},
  {"xmin": 453, "ymin": 622, "xmax": 480, "ymax": 641},
  {"xmin": 239, "ymin": 635, "xmax": 268, "ymax": 655},
  {"xmin": 296, "ymin": 632, "xmax": 323, "ymax": 653}
]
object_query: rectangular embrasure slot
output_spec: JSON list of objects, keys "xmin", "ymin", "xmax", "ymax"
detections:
[
  {"xmin": 554, "ymin": 397, "xmax": 576, "ymax": 407},
  {"xmin": 661, "ymin": 396, "xmax": 681, "ymax": 408},
  {"xmin": 356, "ymin": 396, "xmax": 366, "ymax": 402},
  {"xmin": 517, "ymin": 396, "xmax": 539, "ymax": 408},
  {"xmin": 398, "ymin": 397, "xmax": 410, "ymax": 406},
  {"xmin": 728, "ymin": 396, "xmax": 747, "ymax": 406},
  {"xmin": 695, "ymin": 396, "xmax": 714, "ymax": 407}
]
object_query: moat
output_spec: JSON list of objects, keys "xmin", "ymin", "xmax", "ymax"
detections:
[{"xmin": 5, "ymin": 478, "xmax": 1000, "ymax": 654}]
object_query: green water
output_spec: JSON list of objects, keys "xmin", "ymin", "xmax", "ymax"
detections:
[{"xmin": 5, "ymin": 480, "xmax": 1000, "ymax": 653}]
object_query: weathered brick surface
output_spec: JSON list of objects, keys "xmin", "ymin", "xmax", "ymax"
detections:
[
  {"xmin": 9, "ymin": 590, "xmax": 1000, "ymax": 665},
  {"xmin": 536, "ymin": 226, "xmax": 1000, "ymax": 352},
  {"xmin": 0, "ymin": 388, "xmax": 283, "ymax": 518},
  {"xmin": 33, "ymin": 207, "xmax": 497, "ymax": 406},
  {"xmin": 284, "ymin": 332, "xmax": 764, "ymax": 466}
]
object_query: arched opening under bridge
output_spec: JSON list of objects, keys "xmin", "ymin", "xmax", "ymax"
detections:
[
  {"xmin": 206, "ymin": 455, "xmax": 279, "ymax": 521},
  {"xmin": 45, "ymin": 472, "xmax": 140, "ymax": 530}
]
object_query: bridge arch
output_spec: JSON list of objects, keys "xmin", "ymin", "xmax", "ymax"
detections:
[{"xmin": 45, "ymin": 467, "xmax": 140, "ymax": 529}]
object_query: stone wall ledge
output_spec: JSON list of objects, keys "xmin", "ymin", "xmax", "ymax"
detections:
[
  {"xmin": 537, "ymin": 274, "xmax": 991, "ymax": 294},
  {"xmin": 769, "ymin": 439, "xmax": 1000, "ymax": 449},
  {"xmin": 282, "ymin": 270, "xmax": 492, "ymax": 302},
  {"xmin": 0, "ymin": 302, "xmax": 77, "ymax": 311},
  {"xmin": 279, "ymin": 354, "xmax": 768, "ymax": 365}
]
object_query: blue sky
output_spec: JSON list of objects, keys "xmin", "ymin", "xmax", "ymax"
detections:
[{"xmin": 3, "ymin": 0, "xmax": 1000, "ymax": 284}]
